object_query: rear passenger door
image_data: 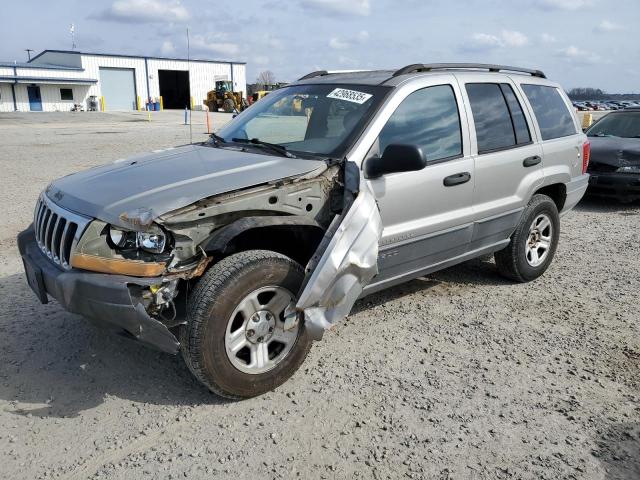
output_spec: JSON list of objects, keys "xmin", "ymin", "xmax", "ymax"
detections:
[{"xmin": 458, "ymin": 76, "xmax": 544, "ymax": 249}]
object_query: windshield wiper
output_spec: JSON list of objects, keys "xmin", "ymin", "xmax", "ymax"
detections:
[
  {"xmin": 209, "ymin": 132, "xmax": 227, "ymax": 146},
  {"xmin": 231, "ymin": 138, "xmax": 296, "ymax": 158}
]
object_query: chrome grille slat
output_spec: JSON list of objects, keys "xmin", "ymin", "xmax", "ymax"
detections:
[
  {"xmin": 33, "ymin": 194, "xmax": 92, "ymax": 270},
  {"xmin": 44, "ymin": 213, "xmax": 57, "ymax": 256},
  {"xmin": 59, "ymin": 222, "xmax": 70, "ymax": 266}
]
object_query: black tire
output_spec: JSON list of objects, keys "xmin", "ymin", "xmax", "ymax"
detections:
[
  {"xmin": 223, "ymin": 98, "xmax": 235, "ymax": 113},
  {"xmin": 180, "ymin": 250, "xmax": 312, "ymax": 399},
  {"xmin": 494, "ymin": 194, "xmax": 560, "ymax": 283}
]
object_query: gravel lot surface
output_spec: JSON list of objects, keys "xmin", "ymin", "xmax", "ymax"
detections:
[{"xmin": 0, "ymin": 111, "xmax": 638, "ymax": 480}]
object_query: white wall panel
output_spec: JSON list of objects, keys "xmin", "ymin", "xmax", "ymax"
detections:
[{"xmin": 1, "ymin": 51, "xmax": 246, "ymax": 112}]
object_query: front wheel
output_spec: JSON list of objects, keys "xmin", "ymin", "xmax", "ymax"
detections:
[
  {"xmin": 494, "ymin": 194, "xmax": 560, "ymax": 282},
  {"xmin": 180, "ymin": 250, "xmax": 312, "ymax": 399}
]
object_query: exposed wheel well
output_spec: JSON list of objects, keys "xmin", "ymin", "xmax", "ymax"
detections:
[
  {"xmin": 534, "ymin": 183, "xmax": 566, "ymax": 212},
  {"xmin": 211, "ymin": 225, "xmax": 325, "ymax": 267}
]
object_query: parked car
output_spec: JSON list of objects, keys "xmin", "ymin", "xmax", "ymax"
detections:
[
  {"xmin": 586, "ymin": 107, "xmax": 640, "ymax": 202},
  {"xmin": 18, "ymin": 63, "xmax": 589, "ymax": 398}
]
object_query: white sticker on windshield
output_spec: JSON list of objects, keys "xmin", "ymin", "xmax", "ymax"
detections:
[{"xmin": 327, "ymin": 88, "xmax": 372, "ymax": 104}]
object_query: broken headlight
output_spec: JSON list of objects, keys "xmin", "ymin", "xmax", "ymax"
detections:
[{"xmin": 108, "ymin": 225, "xmax": 169, "ymax": 254}]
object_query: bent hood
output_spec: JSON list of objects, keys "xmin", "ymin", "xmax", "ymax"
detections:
[
  {"xmin": 589, "ymin": 137, "xmax": 640, "ymax": 168},
  {"xmin": 46, "ymin": 144, "xmax": 325, "ymax": 229}
]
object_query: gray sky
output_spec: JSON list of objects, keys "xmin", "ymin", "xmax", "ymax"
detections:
[{"xmin": 2, "ymin": 0, "xmax": 638, "ymax": 92}]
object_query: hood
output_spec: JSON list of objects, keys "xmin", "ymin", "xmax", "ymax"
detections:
[
  {"xmin": 589, "ymin": 136, "xmax": 640, "ymax": 168},
  {"xmin": 46, "ymin": 144, "xmax": 325, "ymax": 229}
]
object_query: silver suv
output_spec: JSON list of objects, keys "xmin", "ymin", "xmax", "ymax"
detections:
[{"xmin": 18, "ymin": 63, "xmax": 590, "ymax": 398}]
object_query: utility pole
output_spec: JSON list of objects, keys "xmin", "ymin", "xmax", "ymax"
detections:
[{"xmin": 25, "ymin": 49, "xmax": 34, "ymax": 61}]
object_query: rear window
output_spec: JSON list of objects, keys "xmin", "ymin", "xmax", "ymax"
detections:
[
  {"xmin": 521, "ymin": 84, "xmax": 577, "ymax": 140},
  {"xmin": 466, "ymin": 83, "xmax": 531, "ymax": 153}
]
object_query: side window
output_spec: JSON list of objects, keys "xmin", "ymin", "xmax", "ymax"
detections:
[
  {"xmin": 521, "ymin": 84, "xmax": 577, "ymax": 140},
  {"xmin": 378, "ymin": 85, "xmax": 462, "ymax": 162},
  {"xmin": 500, "ymin": 84, "xmax": 531, "ymax": 145},
  {"xmin": 466, "ymin": 83, "xmax": 516, "ymax": 153}
]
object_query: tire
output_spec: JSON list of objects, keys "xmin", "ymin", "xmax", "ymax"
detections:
[
  {"xmin": 223, "ymin": 98, "xmax": 235, "ymax": 113},
  {"xmin": 180, "ymin": 250, "xmax": 312, "ymax": 399},
  {"xmin": 494, "ymin": 194, "xmax": 560, "ymax": 283}
]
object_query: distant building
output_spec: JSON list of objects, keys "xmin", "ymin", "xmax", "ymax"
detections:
[{"xmin": 0, "ymin": 49, "xmax": 246, "ymax": 112}]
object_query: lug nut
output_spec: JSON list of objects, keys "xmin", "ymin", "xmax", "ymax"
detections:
[
  {"xmin": 268, "ymin": 327, "xmax": 274, "ymax": 333},
  {"xmin": 257, "ymin": 336, "xmax": 263, "ymax": 343},
  {"xmin": 247, "ymin": 329, "xmax": 255, "ymax": 337}
]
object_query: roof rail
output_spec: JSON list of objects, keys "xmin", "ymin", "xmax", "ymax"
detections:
[
  {"xmin": 298, "ymin": 70, "xmax": 329, "ymax": 81},
  {"xmin": 392, "ymin": 63, "xmax": 546, "ymax": 79},
  {"xmin": 297, "ymin": 69, "xmax": 373, "ymax": 81}
]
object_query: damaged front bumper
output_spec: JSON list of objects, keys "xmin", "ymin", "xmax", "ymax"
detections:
[
  {"xmin": 587, "ymin": 171, "xmax": 640, "ymax": 201},
  {"xmin": 17, "ymin": 227, "xmax": 180, "ymax": 354}
]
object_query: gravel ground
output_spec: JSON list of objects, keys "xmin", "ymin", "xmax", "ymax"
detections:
[{"xmin": 0, "ymin": 111, "xmax": 638, "ymax": 480}]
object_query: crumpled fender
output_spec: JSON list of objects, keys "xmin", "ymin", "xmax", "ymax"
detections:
[{"xmin": 291, "ymin": 162, "xmax": 382, "ymax": 340}]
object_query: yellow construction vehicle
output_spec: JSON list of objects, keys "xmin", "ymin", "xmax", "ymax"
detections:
[{"xmin": 205, "ymin": 80, "xmax": 247, "ymax": 113}]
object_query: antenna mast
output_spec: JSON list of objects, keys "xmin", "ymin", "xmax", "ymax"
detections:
[
  {"xmin": 187, "ymin": 27, "xmax": 192, "ymax": 144},
  {"xmin": 70, "ymin": 23, "xmax": 76, "ymax": 50}
]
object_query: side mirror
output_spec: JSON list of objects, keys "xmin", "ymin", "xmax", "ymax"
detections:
[{"xmin": 365, "ymin": 144, "xmax": 427, "ymax": 179}]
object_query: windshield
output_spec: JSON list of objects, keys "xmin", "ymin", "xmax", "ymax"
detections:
[
  {"xmin": 587, "ymin": 112, "xmax": 640, "ymax": 138},
  {"xmin": 215, "ymin": 84, "xmax": 390, "ymax": 158}
]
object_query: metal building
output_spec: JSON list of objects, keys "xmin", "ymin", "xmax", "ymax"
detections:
[{"xmin": 0, "ymin": 50, "xmax": 246, "ymax": 112}]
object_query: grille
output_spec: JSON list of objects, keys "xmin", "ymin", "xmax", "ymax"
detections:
[{"xmin": 33, "ymin": 194, "xmax": 91, "ymax": 270}]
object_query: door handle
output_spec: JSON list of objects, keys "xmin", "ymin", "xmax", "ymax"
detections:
[
  {"xmin": 443, "ymin": 172, "xmax": 471, "ymax": 187},
  {"xmin": 523, "ymin": 155, "xmax": 542, "ymax": 167}
]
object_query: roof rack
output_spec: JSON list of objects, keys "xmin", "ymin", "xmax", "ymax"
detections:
[
  {"xmin": 298, "ymin": 70, "xmax": 329, "ymax": 81},
  {"xmin": 297, "ymin": 69, "xmax": 373, "ymax": 81},
  {"xmin": 392, "ymin": 63, "xmax": 546, "ymax": 79}
]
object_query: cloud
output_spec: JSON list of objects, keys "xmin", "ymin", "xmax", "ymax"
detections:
[
  {"xmin": 329, "ymin": 30, "xmax": 370, "ymax": 50},
  {"xmin": 501, "ymin": 30, "xmax": 529, "ymax": 47},
  {"xmin": 556, "ymin": 45, "xmax": 600, "ymax": 64},
  {"xmin": 253, "ymin": 55, "xmax": 270, "ymax": 66},
  {"xmin": 534, "ymin": 0, "xmax": 592, "ymax": 10},
  {"xmin": 160, "ymin": 40, "xmax": 176, "ymax": 55},
  {"xmin": 190, "ymin": 34, "xmax": 240, "ymax": 56},
  {"xmin": 594, "ymin": 20, "xmax": 623, "ymax": 32},
  {"xmin": 91, "ymin": 0, "xmax": 190, "ymax": 23},
  {"xmin": 462, "ymin": 30, "xmax": 528, "ymax": 51},
  {"xmin": 329, "ymin": 37, "xmax": 350, "ymax": 50},
  {"xmin": 541, "ymin": 33, "xmax": 557, "ymax": 43},
  {"xmin": 301, "ymin": 0, "xmax": 370, "ymax": 16}
]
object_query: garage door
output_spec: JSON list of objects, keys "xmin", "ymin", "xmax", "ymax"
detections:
[{"xmin": 99, "ymin": 67, "xmax": 136, "ymax": 111}]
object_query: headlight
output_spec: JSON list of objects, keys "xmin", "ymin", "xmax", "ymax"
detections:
[
  {"xmin": 108, "ymin": 226, "xmax": 137, "ymax": 249},
  {"xmin": 107, "ymin": 225, "xmax": 168, "ymax": 253},
  {"xmin": 616, "ymin": 166, "xmax": 640, "ymax": 174},
  {"xmin": 137, "ymin": 231, "xmax": 167, "ymax": 253}
]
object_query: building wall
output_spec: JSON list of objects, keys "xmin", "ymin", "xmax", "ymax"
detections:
[
  {"xmin": 0, "ymin": 52, "xmax": 247, "ymax": 112},
  {"xmin": 0, "ymin": 83, "xmax": 15, "ymax": 112},
  {"xmin": 13, "ymin": 83, "xmax": 92, "ymax": 112}
]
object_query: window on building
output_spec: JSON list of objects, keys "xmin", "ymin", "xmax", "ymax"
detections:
[
  {"xmin": 378, "ymin": 85, "xmax": 462, "ymax": 162},
  {"xmin": 521, "ymin": 84, "xmax": 577, "ymax": 140},
  {"xmin": 60, "ymin": 88, "xmax": 73, "ymax": 101}
]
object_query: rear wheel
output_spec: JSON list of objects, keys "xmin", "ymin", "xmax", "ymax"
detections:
[
  {"xmin": 180, "ymin": 250, "xmax": 312, "ymax": 399},
  {"xmin": 494, "ymin": 194, "xmax": 560, "ymax": 282}
]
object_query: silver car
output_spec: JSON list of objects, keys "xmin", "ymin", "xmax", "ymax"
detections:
[{"xmin": 18, "ymin": 64, "xmax": 589, "ymax": 398}]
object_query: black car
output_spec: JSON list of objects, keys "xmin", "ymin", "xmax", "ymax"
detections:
[{"xmin": 586, "ymin": 108, "xmax": 640, "ymax": 202}]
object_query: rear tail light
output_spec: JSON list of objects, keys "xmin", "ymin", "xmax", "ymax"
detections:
[{"xmin": 582, "ymin": 141, "xmax": 590, "ymax": 174}]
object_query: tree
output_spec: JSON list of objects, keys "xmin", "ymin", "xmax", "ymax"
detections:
[{"xmin": 256, "ymin": 70, "xmax": 276, "ymax": 88}]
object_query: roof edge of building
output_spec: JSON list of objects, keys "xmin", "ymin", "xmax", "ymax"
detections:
[{"xmin": 29, "ymin": 49, "xmax": 247, "ymax": 66}]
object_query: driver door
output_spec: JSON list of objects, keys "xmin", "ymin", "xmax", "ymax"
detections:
[{"xmin": 364, "ymin": 80, "xmax": 475, "ymax": 292}]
